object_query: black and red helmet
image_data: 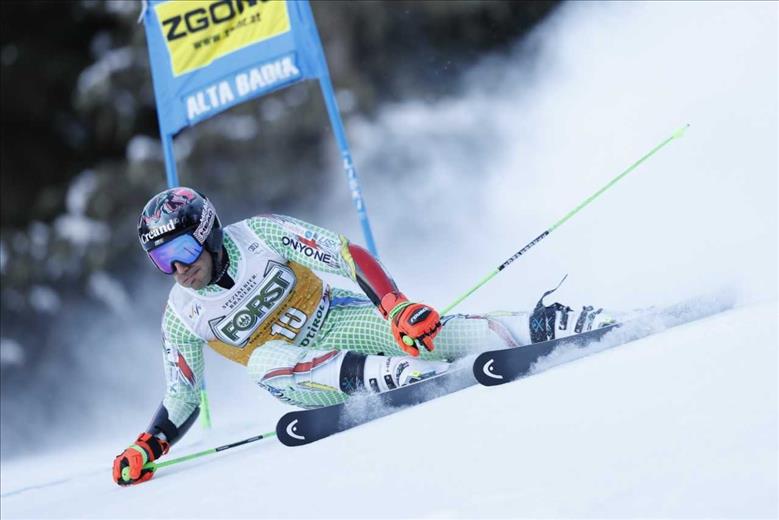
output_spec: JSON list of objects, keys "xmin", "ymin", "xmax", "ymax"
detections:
[{"xmin": 138, "ymin": 188, "xmax": 222, "ymax": 271}]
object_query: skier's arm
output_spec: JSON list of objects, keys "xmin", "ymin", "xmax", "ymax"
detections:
[
  {"xmin": 344, "ymin": 243, "xmax": 443, "ymax": 357},
  {"xmin": 154, "ymin": 304, "xmax": 204, "ymax": 443},
  {"xmin": 113, "ymin": 305, "xmax": 203, "ymax": 486},
  {"xmin": 248, "ymin": 214, "xmax": 441, "ymax": 356}
]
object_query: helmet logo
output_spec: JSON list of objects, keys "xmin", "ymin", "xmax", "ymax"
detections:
[
  {"xmin": 141, "ymin": 220, "xmax": 177, "ymax": 243},
  {"xmin": 192, "ymin": 200, "xmax": 216, "ymax": 244},
  {"xmin": 142, "ymin": 189, "xmax": 196, "ymax": 226}
]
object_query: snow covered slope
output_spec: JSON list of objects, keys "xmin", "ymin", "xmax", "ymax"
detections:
[{"xmin": 2, "ymin": 301, "xmax": 776, "ymax": 518}]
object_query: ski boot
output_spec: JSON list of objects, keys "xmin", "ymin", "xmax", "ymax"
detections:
[
  {"xmin": 528, "ymin": 276, "xmax": 617, "ymax": 343},
  {"xmin": 363, "ymin": 355, "xmax": 449, "ymax": 393}
]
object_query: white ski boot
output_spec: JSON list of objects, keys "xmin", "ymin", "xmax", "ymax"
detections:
[
  {"xmin": 363, "ymin": 355, "xmax": 449, "ymax": 393},
  {"xmin": 528, "ymin": 276, "xmax": 617, "ymax": 343}
]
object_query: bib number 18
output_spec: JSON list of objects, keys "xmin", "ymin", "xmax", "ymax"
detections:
[{"xmin": 270, "ymin": 308, "xmax": 307, "ymax": 340}]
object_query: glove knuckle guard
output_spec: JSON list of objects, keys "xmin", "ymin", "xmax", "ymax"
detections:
[
  {"xmin": 113, "ymin": 432, "xmax": 169, "ymax": 486},
  {"xmin": 389, "ymin": 301, "xmax": 441, "ymax": 355}
]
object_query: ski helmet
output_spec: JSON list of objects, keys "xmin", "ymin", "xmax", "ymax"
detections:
[{"xmin": 138, "ymin": 187, "xmax": 222, "ymax": 274}]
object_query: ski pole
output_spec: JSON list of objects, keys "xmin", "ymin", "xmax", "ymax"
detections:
[
  {"xmin": 128, "ymin": 430, "xmax": 276, "ymax": 477},
  {"xmin": 441, "ymin": 124, "xmax": 690, "ymax": 315},
  {"xmin": 198, "ymin": 386, "xmax": 212, "ymax": 429}
]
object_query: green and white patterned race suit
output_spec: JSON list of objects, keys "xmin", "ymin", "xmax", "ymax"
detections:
[{"xmin": 160, "ymin": 215, "xmax": 532, "ymax": 428}]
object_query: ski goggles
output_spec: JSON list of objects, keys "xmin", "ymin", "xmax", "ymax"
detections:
[{"xmin": 147, "ymin": 233, "xmax": 204, "ymax": 274}]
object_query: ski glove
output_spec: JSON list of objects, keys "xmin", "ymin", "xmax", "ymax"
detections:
[
  {"xmin": 380, "ymin": 293, "xmax": 442, "ymax": 357},
  {"xmin": 113, "ymin": 433, "xmax": 169, "ymax": 486}
]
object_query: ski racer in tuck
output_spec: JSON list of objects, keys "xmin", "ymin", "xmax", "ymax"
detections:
[{"xmin": 113, "ymin": 187, "xmax": 613, "ymax": 485}]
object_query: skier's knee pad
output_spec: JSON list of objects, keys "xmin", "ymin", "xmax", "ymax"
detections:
[
  {"xmin": 247, "ymin": 341, "xmax": 349, "ymax": 408},
  {"xmin": 247, "ymin": 341, "xmax": 301, "ymax": 383}
]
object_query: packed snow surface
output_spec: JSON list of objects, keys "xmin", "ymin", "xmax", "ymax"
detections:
[{"xmin": 1, "ymin": 302, "xmax": 776, "ymax": 518}]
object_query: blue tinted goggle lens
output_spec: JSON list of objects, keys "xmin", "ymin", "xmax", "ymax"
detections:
[{"xmin": 148, "ymin": 234, "xmax": 204, "ymax": 274}]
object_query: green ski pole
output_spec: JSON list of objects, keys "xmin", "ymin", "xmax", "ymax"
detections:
[
  {"xmin": 198, "ymin": 386, "xmax": 212, "ymax": 429},
  {"xmin": 120, "ymin": 430, "xmax": 277, "ymax": 480},
  {"xmin": 441, "ymin": 124, "xmax": 690, "ymax": 315}
]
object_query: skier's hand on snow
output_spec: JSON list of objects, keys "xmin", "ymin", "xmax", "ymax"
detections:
[
  {"xmin": 380, "ymin": 293, "xmax": 441, "ymax": 356},
  {"xmin": 113, "ymin": 433, "xmax": 169, "ymax": 486}
]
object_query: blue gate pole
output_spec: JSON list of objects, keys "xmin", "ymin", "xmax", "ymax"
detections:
[
  {"xmin": 317, "ymin": 76, "xmax": 379, "ymax": 256},
  {"xmin": 161, "ymin": 134, "xmax": 179, "ymax": 187},
  {"xmin": 300, "ymin": 0, "xmax": 378, "ymax": 256}
]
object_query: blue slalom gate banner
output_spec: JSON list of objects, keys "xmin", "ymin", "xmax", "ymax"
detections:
[{"xmin": 141, "ymin": 0, "xmax": 378, "ymax": 255}]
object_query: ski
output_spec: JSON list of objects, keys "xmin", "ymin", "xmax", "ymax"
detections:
[
  {"xmin": 474, "ymin": 323, "xmax": 621, "ymax": 386},
  {"xmin": 276, "ymin": 366, "xmax": 476, "ymax": 447},
  {"xmin": 473, "ymin": 294, "xmax": 734, "ymax": 386},
  {"xmin": 277, "ymin": 295, "xmax": 733, "ymax": 446}
]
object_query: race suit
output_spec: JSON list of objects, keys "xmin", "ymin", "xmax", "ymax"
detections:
[{"xmin": 147, "ymin": 215, "xmax": 532, "ymax": 444}]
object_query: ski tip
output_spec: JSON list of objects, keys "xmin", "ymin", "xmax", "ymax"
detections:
[
  {"xmin": 277, "ymin": 413, "xmax": 308, "ymax": 447},
  {"xmin": 672, "ymin": 123, "xmax": 691, "ymax": 139},
  {"xmin": 473, "ymin": 353, "xmax": 509, "ymax": 386}
]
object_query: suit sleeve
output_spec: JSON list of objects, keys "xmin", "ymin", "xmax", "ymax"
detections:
[{"xmin": 146, "ymin": 303, "xmax": 204, "ymax": 446}]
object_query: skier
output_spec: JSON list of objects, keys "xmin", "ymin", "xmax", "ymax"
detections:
[{"xmin": 113, "ymin": 187, "xmax": 613, "ymax": 485}]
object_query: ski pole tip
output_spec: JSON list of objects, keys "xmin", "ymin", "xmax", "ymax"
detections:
[{"xmin": 672, "ymin": 123, "xmax": 691, "ymax": 139}]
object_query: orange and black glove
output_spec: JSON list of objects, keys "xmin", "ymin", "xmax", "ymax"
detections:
[
  {"xmin": 112, "ymin": 433, "xmax": 169, "ymax": 486},
  {"xmin": 380, "ymin": 292, "xmax": 442, "ymax": 356}
]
